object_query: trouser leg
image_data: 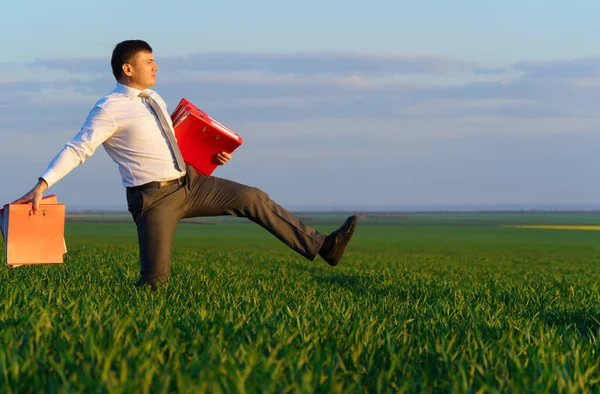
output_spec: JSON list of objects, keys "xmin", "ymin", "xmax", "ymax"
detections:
[
  {"xmin": 126, "ymin": 185, "xmax": 184, "ymax": 282},
  {"xmin": 183, "ymin": 171, "xmax": 326, "ymax": 260}
]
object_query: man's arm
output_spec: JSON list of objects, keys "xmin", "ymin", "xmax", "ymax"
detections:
[
  {"xmin": 11, "ymin": 178, "xmax": 48, "ymax": 214},
  {"xmin": 13, "ymin": 105, "xmax": 117, "ymax": 214}
]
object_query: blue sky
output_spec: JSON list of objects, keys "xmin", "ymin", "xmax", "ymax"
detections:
[{"xmin": 1, "ymin": 1, "xmax": 599, "ymax": 210}]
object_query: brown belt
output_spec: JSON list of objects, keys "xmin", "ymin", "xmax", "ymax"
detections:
[{"xmin": 127, "ymin": 175, "xmax": 186, "ymax": 192}]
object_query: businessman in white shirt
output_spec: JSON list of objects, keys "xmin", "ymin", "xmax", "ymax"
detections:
[{"xmin": 14, "ymin": 40, "xmax": 357, "ymax": 291}]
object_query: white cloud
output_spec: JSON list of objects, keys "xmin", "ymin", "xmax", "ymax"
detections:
[
  {"xmin": 515, "ymin": 57, "xmax": 600, "ymax": 79},
  {"xmin": 30, "ymin": 52, "xmax": 485, "ymax": 76},
  {"xmin": 0, "ymin": 52, "xmax": 598, "ymax": 209}
]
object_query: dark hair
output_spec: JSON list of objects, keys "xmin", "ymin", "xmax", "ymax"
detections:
[{"xmin": 111, "ymin": 40, "xmax": 153, "ymax": 80}]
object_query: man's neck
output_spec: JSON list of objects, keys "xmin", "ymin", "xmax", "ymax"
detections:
[{"xmin": 118, "ymin": 79, "xmax": 150, "ymax": 91}]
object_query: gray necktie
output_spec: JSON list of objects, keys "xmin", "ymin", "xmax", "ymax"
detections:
[{"xmin": 139, "ymin": 91, "xmax": 186, "ymax": 172}]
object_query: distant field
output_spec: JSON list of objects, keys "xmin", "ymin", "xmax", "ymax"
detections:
[
  {"xmin": 505, "ymin": 225, "xmax": 600, "ymax": 231},
  {"xmin": 0, "ymin": 212, "xmax": 599, "ymax": 392}
]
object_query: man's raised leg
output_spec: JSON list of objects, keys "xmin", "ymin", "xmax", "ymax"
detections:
[{"xmin": 182, "ymin": 171, "xmax": 326, "ymax": 260}]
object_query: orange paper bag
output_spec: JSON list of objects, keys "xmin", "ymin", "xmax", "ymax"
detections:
[{"xmin": 1, "ymin": 197, "xmax": 66, "ymax": 267}]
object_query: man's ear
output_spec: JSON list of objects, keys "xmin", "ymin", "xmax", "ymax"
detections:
[{"xmin": 122, "ymin": 63, "xmax": 133, "ymax": 77}]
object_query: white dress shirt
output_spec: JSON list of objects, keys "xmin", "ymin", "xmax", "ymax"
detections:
[{"xmin": 40, "ymin": 83, "xmax": 185, "ymax": 188}]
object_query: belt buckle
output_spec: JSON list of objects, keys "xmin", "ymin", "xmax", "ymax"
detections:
[
  {"xmin": 158, "ymin": 179, "xmax": 171, "ymax": 189},
  {"xmin": 153, "ymin": 176, "xmax": 184, "ymax": 189}
]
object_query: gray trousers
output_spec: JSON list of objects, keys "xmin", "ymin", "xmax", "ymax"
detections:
[{"xmin": 126, "ymin": 165, "xmax": 326, "ymax": 282}]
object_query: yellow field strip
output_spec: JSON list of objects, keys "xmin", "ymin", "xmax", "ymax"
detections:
[{"xmin": 503, "ymin": 225, "xmax": 600, "ymax": 231}]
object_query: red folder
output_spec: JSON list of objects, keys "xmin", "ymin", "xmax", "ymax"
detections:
[
  {"xmin": 0, "ymin": 195, "xmax": 67, "ymax": 267},
  {"xmin": 170, "ymin": 98, "xmax": 242, "ymax": 176}
]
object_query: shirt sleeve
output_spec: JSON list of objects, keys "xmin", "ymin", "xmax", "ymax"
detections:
[{"xmin": 39, "ymin": 106, "xmax": 117, "ymax": 188}]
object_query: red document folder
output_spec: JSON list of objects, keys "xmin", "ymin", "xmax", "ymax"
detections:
[
  {"xmin": 0, "ymin": 195, "xmax": 67, "ymax": 267},
  {"xmin": 170, "ymin": 98, "xmax": 243, "ymax": 176}
]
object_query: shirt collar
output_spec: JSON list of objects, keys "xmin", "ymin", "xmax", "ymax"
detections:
[{"xmin": 114, "ymin": 82, "xmax": 145, "ymax": 100}]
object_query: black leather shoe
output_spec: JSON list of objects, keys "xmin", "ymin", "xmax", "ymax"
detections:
[
  {"xmin": 320, "ymin": 215, "xmax": 357, "ymax": 266},
  {"xmin": 135, "ymin": 277, "xmax": 159, "ymax": 291}
]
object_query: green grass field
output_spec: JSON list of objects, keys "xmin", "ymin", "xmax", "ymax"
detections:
[{"xmin": 1, "ymin": 212, "xmax": 600, "ymax": 393}]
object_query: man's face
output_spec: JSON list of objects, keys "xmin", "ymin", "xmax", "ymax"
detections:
[{"xmin": 123, "ymin": 51, "xmax": 159, "ymax": 90}]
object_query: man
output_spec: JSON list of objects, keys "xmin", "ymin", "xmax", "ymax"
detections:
[{"xmin": 14, "ymin": 40, "xmax": 357, "ymax": 291}]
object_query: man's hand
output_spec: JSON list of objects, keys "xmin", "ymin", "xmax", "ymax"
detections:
[
  {"xmin": 12, "ymin": 178, "xmax": 48, "ymax": 214},
  {"xmin": 215, "ymin": 152, "xmax": 232, "ymax": 165}
]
